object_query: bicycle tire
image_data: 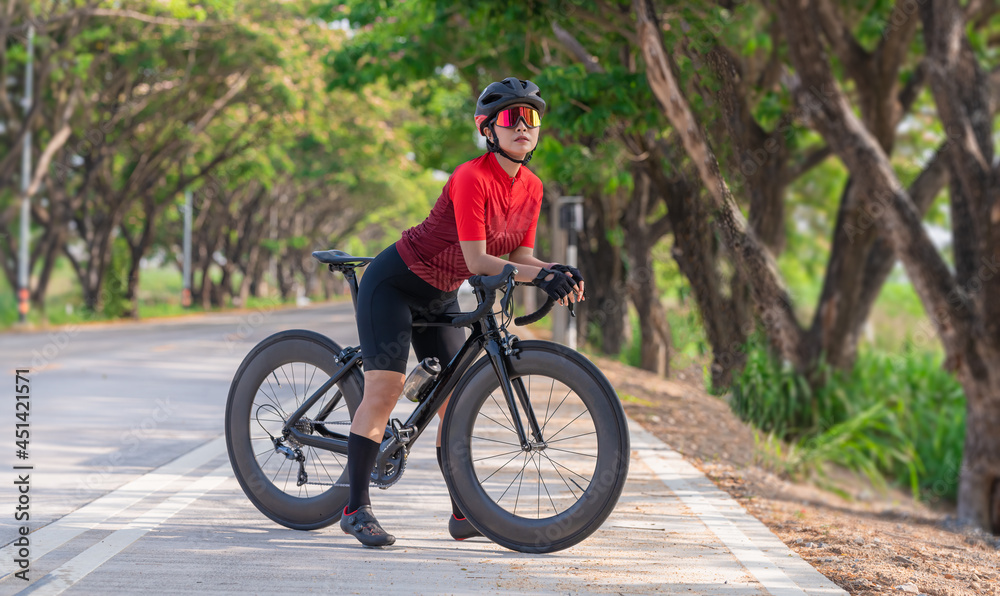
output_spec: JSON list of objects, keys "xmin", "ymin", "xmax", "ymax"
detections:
[
  {"xmin": 225, "ymin": 329, "xmax": 363, "ymax": 530},
  {"xmin": 440, "ymin": 340, "xmax": 629, "ymax": 553}
]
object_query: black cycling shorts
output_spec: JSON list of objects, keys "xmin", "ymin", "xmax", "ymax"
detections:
[{"xmin": 355, "ymin": 244, "xmax": 466, "ymax": 374}]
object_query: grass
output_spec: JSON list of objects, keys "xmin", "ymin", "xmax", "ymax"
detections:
[
  {"xmin": 586, "ymin": 269, "xmax": 964, "ymax": 505},
  {"xmin": 731, "ymin": 335, "xmax": 965, "ymax": 503},
  {"xmin": 617, "ymin": 391, "xmax": 654, "ymax": 407}
]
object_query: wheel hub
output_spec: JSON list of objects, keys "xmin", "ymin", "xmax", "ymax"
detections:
[{"xmin": 525, "ymin": 440, "xmax": 547, "ymax": 452}]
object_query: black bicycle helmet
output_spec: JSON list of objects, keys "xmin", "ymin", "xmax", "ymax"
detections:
[{"xmin": 474, "ymin": 77, "xmax": 546, "ymax": 165}]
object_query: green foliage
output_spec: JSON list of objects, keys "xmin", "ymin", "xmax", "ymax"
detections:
[
  {"xmin": 617, "ymin": 391, "xmax": 653, "ymax": 407},
  {"xmin": 536, "ymin": 65, "xmax": 662, "ymax": 137},
  {"xmin": 101, "ymin": 238, "xmax": 132, "ymax": 319},
  {"xmin": 0, "ymin": 272, "xmax": 17, "ymax": 328},
  {"xmin": 854, "ymin": 0, "xmax": 895, "ymax": 50},
  {"xmin": 732, "ymin": 339, "xmax": 849, "ymax": 439},
  {"xmin": 733, "ymin": 337, "xmax": 965, "ymax": 501}
]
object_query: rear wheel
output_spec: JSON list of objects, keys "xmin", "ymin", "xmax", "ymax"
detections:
[
  {"xmin": 441, "ymin": 340, "xmax": 629, "ymax": 553},
  {"xmin": 225, "ymin": 330, "xmax": 362, "ymax": 530}
]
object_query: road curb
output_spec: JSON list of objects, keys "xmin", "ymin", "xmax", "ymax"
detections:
[{"xmin": 628, "ymin": 418, "xmax": 848, "ymax": 595}]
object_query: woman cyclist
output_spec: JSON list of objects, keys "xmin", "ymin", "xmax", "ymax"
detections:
[{"xmin": 341, "ymin": 77, "xmax": 586, "ymax": 547}]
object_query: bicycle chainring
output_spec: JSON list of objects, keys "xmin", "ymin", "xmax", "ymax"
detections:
[{"xmin": 370, "ymin": 444, "xmax": 407, "ymax": 489}]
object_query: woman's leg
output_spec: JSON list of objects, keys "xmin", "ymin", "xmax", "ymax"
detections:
[
  {"xmin": 410, "ymin": 293, "xmax": 465, "ymax": 448},
  {"xmin": 433, "ymin": 392, "xmax": 480, "ymax": 538},
  {"xmin": 352, "ymin": 371, "xmax": 405, "ymax": 442},
  {"xmin": 410, "ymin": 294, "xmax": 478, "ymax": 537},
  {"xmin": 342, "ymin": 244, "xmax": 413, "ymax": 546},
  {"xmin": 346, "ymin": 370, "xmax": 404, "ymax": 513}
]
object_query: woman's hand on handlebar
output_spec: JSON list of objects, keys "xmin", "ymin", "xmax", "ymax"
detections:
[
  {"xmin": 549, "ymin": 264, "xmax": 585, "ymax": 306},
  {"xmin": 532, "ymin": 267, "xmax": 585, "ymax": 307}
]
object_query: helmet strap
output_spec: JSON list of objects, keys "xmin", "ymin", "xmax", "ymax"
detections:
[{"xmin": 486, "ymin": 123, "xmax": 534, "ymax": 165}]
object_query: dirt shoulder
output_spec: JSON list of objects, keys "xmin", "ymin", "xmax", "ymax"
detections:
[{"xmin": 592, "ymin": 355, "xmax": 999, "ymax": 596}]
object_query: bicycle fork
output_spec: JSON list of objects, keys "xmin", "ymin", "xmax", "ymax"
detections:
[{"xmin": 484, "ymin": 340, "xmax": 545, "ymax": 451}]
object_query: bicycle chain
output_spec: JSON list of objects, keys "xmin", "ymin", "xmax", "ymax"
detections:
[
  {"xmin": 309, "ymin": 418, "xmax": 351, "ymax": 425},
  {"xmin": 300, "ymin": 450, "xmax": 406, "ymax": 489}
]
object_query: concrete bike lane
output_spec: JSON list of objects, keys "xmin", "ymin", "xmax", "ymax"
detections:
[
  {"xmin": 0, "ymin": 304, "xmax": 846, "ymax": 594},
  {"xmin": 0, "ymin": 421, "xmax": 845, "ymax": 595}
]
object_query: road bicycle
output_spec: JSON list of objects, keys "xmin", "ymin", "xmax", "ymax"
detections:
[{"xmin": 225, "ymin": 249, "xmax": 630, "ymax": 553}]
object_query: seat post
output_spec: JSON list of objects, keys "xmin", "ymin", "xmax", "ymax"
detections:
[{"xmin": 343, "ymin": 267, "xmax": 361, "ymax": 313}]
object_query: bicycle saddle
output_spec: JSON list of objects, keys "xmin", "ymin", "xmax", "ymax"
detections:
[{"xmin": 311, "ymin": 250, "xmax": 374, "ymax": 268}]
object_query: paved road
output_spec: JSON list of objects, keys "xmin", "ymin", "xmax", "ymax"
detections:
[{"xmin": 0, "ymin": 303, "xmax": 845, "ymax": 595}]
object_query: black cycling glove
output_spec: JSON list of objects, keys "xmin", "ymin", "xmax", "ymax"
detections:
[
  {"xmin": 532, "ymin": 267, "xmax": 575, "ymax": 301},
  {"xmin": 550, "ymin": 263, "xmax": 584, "ymax": 287}
]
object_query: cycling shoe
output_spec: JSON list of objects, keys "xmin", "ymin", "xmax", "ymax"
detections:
[
  {"xmin": 449, "ymin": 514, "xmax": 482, "ymax": 541},
  {"xmin": 341, "ymin": 505, "xmax": 396, "ymax": 547}
]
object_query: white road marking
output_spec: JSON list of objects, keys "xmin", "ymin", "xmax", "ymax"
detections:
[
  {"xmin": 0, "ymin": 436, "xmax": 226, "ymax": 581},
  {"xmin": 628, "ymin": 418, "xmax": 845, "ymax": 596},
  {"xmin": 24, "ymin": 464, "xmax": 232, "ymax": 596}
]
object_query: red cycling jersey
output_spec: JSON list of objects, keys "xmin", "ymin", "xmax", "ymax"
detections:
[{"xmin": 395, "ymin": 153, "xmax": 543, "ymax": 292}]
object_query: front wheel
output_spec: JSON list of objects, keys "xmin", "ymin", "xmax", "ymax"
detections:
[
  {"xmin": 440, "ymin": 340, "xmax": 630, "ymax": 553},
  {"xmin": 225, "ymin": 329, "xmax": 363, "ymax": 530}
]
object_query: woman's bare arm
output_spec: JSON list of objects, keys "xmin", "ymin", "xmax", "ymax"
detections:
[{"xmin": 459, "ymin": 240, "xmax": 543, "ymax": 282}]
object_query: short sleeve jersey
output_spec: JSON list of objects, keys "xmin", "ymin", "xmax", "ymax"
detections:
[{"xmin": 395, "ymin": 153, "xmax": 543, "ymax": 292}]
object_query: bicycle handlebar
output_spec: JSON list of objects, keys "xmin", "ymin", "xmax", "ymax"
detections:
[
  {"xmin": 450, "ymin": 264, "xmax": 518, "ymax": 327},
  {"xmin": 514, "ymin": 295, "xmax": 557, "ymax": 326},
  {"xmin": 450, "ymin": 264, "xmax": 574, "ymax": 328}
]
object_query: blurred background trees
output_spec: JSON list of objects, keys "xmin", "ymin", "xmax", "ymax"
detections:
[{"xmin": 2, "ymin": 0, "xmax": 998, "ymax": 533}]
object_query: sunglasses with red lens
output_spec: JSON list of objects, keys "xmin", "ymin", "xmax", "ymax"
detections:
[{"xmin": 494, "ymin": 106, "xmax": 541, "ymax": 128}]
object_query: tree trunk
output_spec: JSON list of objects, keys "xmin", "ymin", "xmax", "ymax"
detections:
[
  {"xmin": 198, "ymin": 258, "xmax": 213, "ymax": 310},
  {"xmin": 623, "ymin": 166, "xmax": 671, "ymax": 375},
  {"xmin": 78, "ymin": 214, "xmax": 120, "ymax": 312},
  {"xmin": 634, "ymin": 0, "xmax": 807, "ymax": 372},
  {"xmin": 918, "ymin": 0, "xmax": 1000, "ymax": 532},
  {"xmin": 803, "ymin": 40, "xmax": 926, "ymax": 370},
  {"xmin": 238, "ymin": 242, "xmax": 262, "ymax": 306},
  {"xmin": 276, "ymin": 259, "xmax": 292, "ymax": 300},
  {"xmin": 838, "ymin": 147, "xmax": 951, "ymax": 360},
  {"xmin": 628, "ymin": 271, "xmax": 671, "ymax": 376},
  {"xmin": 122, "ymin": 200, "xmax": 158, "ymax": 319},
  {"xmin": 217, "ymin": 228, "xmax": 236, "ymax": 308},
  {"xmin": 577, "ymin": 191, "xmax": 629, "ymax": 355},
  {"xmin": 706, "ymin": 47, "xmax": 789, "ymax": 256},
  {"xmin": 804, "ymin": 178, "xmax": 884, "ymax": 370},
  {"xmin": 30, "ymin": 219, "xmax": 67, "ymax": 314},
  {"xmin": 124, "ymin": 241, "xmax": 143, "ymax": 319},
  {"xmin": 249, "ymin": 251, "xmax": 268, "ymax": 299},
  {"xmin": 653, "ymin": 156, "xmax": 750, "ymax": 388},
  {"xmin": 304, "ymin": 257, "xmax": 320, "ymax": 299},
  {"xmin": 956, "ymin": 353, "xmax": 1000, "ymax": 532}
]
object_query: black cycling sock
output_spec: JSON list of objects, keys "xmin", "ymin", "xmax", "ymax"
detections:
[
  {"xmin": 437, "ymin": 446, "xmax": 464, "ymax": 519},
  {"xmin": 347, "ymin": 433, "xmax": 380, "ymax": 513}
]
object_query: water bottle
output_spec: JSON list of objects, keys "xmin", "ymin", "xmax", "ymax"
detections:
[{"xmin": 402, "ymin": 357, "xmax": 441, "ymax": 402}]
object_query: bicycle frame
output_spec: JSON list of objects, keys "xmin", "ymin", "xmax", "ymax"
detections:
[{"xmin": 280, "ymin": 272, "xmax": 545, "ymax": 463}]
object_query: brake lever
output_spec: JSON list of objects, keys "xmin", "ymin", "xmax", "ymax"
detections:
[
  {"xmin": 500, "ymin": 278, "xmax": 514, "ymax": 313},
  {"xmin": 568, "ymin": 302, "xmax": 576, "ymax": 317}
]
